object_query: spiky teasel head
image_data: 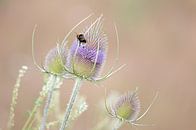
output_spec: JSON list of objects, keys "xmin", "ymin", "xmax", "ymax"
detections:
[
  {"xmin": 67, "ymin": 15, "xmax": 108, "ymax": 79},
  {"xmin": 111, "ymin": 90, "xmax": 140, "ymax": 122},
  {"xmin": 31, "ymin": 25, "xmax": 69, "ymax": 76},
  {"xmin": 105, "ymin": 88, "xmax": 158, "ymax": 128},
  {"xmin": 107, "ymin": 88, "xmax": 140, "ymax": 122},
  {"xmin": 44, "ymin": 46, "xmax": 67, "ymax": 75}
]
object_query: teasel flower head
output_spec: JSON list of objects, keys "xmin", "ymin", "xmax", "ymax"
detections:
[
  {"xmin": 31, "ymin": 24, "xmax": 70, "ymax": 76},
  {"xmin": 105, "ymin": 88, "xmax": 158, "ymax": 127},
  {"xmin": 44, "ymin": 46, "xmax": 67, "ymax": 75},
  {"xmin": 67, "ymin": 15, "xmax": 107, "ymax": 79},
  {"xmin": 110, "ymin": 89, "xmax": 140, "ymax": 122}
]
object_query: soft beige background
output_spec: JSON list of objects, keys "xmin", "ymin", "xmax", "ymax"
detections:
[{"xmin": 1, "ymin": 0, "xmax": 196, "ymax": 130}]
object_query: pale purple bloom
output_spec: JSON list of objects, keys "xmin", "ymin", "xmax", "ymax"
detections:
[
  {"xmin": 67, "ymin": 16, "xmax": 108, "ymax": 79},
  {"xmin": 44, "ymin": 46, "xmax": 67, "ymax": 75},
  {"xmin": 111, "ymin": 91, "xmax": 141, "ymax": 121},
  {"xmin": 106, "ymin": 89, "xmax": 158, "ymax": 128}
]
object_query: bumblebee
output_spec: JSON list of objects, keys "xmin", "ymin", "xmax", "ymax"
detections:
[{"xmin": 77, "ymin": 34, "xmax": 87, "ymax": 45}]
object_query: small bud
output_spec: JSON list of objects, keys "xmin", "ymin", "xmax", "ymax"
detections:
[{"xmin": 44, "ymin": 46, "xmax": 67, "ymax": 75}]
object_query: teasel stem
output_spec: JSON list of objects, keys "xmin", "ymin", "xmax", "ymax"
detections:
[
  {"xmin": 60, "ymin": 78, "xmax": 82, "ymax": 130},
  {"xmin": 112, "ymin": 120, "xmax": 123, "ymax": 130},
  {"xmin": 39, "ymin": 74, "xmax": 60, "ymax": 130}
]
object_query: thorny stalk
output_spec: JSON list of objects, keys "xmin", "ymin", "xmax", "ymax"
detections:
[
  {"xmin": 39, "ymin": 75, "xmax": 60, "ymax": 130},
  {"xmin": 60, "ymin": 78, "xmax": 82, "ymax": 130}
]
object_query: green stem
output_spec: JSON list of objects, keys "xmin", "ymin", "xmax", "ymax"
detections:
[
  {"xmin": 60, "ymin": 78, "xmax": 82, "ymax": 130},
  {"xmin": 112, "ymin": 120, "xmax": 123, "ymax": 130},
  {"xmin": 22, "ymin": 74, "xmax": 61, "ymax": 130},
  {"xmin": 39, "ymin": 75, "xmax": 58, "ymax": 130}
]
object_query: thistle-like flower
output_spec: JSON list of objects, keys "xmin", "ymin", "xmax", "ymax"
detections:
[
  {"xmin": 105, "ymin": 88, "xmax": 158, "ymax": 129},
  {"xmin": 111, "ymin": 90, "xmax": 141, "ymax": 122},
  {"xmin": 44, "ymin": 46, "xmax": 67, "ymax": 75},
  {"xmin": 67, "ymin": 15, "xmax": 107, "ymax": 79},
  {"xmin": 31, "ymin": 25, "xmax": 69, "ymax": 77}
]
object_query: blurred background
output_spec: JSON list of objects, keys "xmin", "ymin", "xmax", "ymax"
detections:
[{"xmin": 1, "ymin": 0, "xmax": 196, "ymax": 130}]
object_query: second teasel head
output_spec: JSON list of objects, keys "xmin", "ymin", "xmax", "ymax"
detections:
[{"xmin": 44, "ymin": 46, "xmax": 67, "ymax": 75}]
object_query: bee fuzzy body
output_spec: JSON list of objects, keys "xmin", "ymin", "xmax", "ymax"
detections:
[{"xmin": 77, "ymin": 34, "xmax": 87, "ymax": 46}]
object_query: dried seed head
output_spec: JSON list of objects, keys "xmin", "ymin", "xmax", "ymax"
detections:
[
  {"xmin": 67, "ymin": 15, "xmax": 108, "ymax": 79},
  {"xmin": 44, "ymin": 46, "xmax": 67, "ymax": 75},
  {"xmin": 111, "ymin": 91, "xmax": 141, "ymax": 121}
]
